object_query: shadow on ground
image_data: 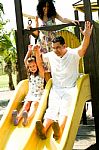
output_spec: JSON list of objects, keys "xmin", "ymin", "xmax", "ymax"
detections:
[{"xmin": 85, "ymin": 143, "xmax": 96, "ymax": 150}]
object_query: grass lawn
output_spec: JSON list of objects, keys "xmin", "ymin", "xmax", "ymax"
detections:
[{"xmin": 0, "ymin": 74, "xmax": 16, "ymax": 91}]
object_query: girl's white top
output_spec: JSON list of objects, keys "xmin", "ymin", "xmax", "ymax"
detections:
[{"xmin": 25, "ymin": 75, "xmax": 44, "ymax": 101}]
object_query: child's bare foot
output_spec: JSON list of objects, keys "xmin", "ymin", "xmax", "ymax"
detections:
[
  {"xmin": 52, "ymin": 121, "xmax": 60, "ymax": 140},
  {"xmin": 36, "ymin": 120, "xmax": 46, "ymax": 140},
  {"xmin": 12, "ymin": 110, "xmax": 18, "ymax": 126}
]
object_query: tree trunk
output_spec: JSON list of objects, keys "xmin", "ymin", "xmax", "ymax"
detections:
[{"xmin": 8, "ymin": 72, "xmax": 15, "ymax": 90}]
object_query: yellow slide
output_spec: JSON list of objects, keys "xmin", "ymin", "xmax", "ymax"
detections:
[
  {"xmin": 0, "ymin": 74, "xmax": 91, "ymax": 150},
  {"xmin": 0, "ymin": 79, "xmax": 51, "ymax": 150}
]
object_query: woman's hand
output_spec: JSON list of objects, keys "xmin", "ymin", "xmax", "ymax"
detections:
[{"xmin": 72, "ymin": 20, "xmax": 79, "ymax": 25}]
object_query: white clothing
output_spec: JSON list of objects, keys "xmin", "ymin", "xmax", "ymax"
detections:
[
  {"xmin": 25, "ymin": 75, "xmax": 44, "ymax": 102},
  {"xmin": 43, "ymin": 48, "xmax": 80, "ymax": 88},
  {"xmin": 43, "ymin": 48, "xmax": 81, "ymax": 120},
  {"xmin": 44, "ymin": 86, "xmax": 77, "ymax": 120}
]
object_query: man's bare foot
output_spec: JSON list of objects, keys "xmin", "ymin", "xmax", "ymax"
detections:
[
  {"xmin": 52, "ymin": 121, "xmax": 60, "ymax": 140},
  {"xmin": 36, "ymin": 120, "xmax": 46, "ymax": 140}
]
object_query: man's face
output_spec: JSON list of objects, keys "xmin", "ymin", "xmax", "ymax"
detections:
[{"xmin": 52, "ymin": 42, "xmax": 65, "ymax": 57}]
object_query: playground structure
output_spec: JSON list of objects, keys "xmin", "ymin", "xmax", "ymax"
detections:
[
  {"xmin": 0, "ymin": 71, "xmax": 91, "ymax": 149},
  {"xmin": 0, "ymin": 27, "xmax": 91, "ymax": 148},
  {"xmin": 0, "ymin": 0, "xmax": 99, "ymax": 149}
]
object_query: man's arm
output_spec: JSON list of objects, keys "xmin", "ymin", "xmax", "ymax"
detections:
[
  {"xmin": 78, "ymin": 21, "xmax": 93, "ymax": 57},
  {"xmin": 42, "ymin": 53, "xmax": 51, "ymax": 82},
  {"xmin": 44, "ymin": 72, "xmax": 51, "ymax": 82}
]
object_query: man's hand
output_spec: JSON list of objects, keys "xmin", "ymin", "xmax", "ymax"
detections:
[{"xmin": 80, "ymin": 21, "xmax": 93, "ymax": 37}]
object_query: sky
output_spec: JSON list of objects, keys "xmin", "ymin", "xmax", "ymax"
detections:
[{"xmin": 1, "ymin": 0, "xmax": 98, "ymax": 31}]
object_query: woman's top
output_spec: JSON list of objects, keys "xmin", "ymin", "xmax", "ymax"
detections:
[
  {"xmin": 38, "ymin": 18, "xmax": 56, "ymax": 71},
  {"xmin": 38, "ymin": 18, "xmax": 56, "ymax": 53}
]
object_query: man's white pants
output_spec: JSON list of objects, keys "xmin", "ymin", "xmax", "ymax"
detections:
[{"xmin": 44, "ymin": 85, "xmax": 77, "ymax": 121}]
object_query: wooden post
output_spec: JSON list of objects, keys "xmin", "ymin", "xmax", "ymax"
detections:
[
  {"xmin": 83, "ymin": 0, "xmax": 92, "ymax": 21},
  {"xmin": 74, "ymin": 9, "xmax": 87, "ymax": 124},
  {"xmin": 97, "ymin": 0, "xmax": 99, "ymax": 19},
  {"xmin": 74, "ymin": 10, "xmax": 80, "ymax": 40},
  {"xmin": 83, "ymin": 0, "xmax": 99, "ymax": 148},
  {"xmin": 14, "ymin": 0, "xmax": 27, "ymax": 81}
]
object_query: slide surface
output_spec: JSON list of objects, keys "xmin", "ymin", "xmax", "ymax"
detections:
[
  {"xmin": 0, "ymin": 74, "xmax": 91, "ymax": 150},
  {"xmin": 0, "ymin": 79, "xmax": 51, "ymax": 150}
]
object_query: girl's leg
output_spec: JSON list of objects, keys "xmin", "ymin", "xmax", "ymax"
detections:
[
  {"xmin": 27, "ymin": 101, "xmax": 39, "ymax": 122},
  {"xmin": 12, "ymin": 101, "xmax": 31, "ymax": 126},
  {"xmin": 17, "ymin": 101, "xmax": 31, "ymax": 122}
]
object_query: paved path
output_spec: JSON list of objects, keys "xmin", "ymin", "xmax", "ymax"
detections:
[
  {"xmin": 0, "ymin": 90, "xmax": 14, "ymax": 118},
  {"xmin": 73, "ymin": 118, "xmax": 96, "ymax": 150},
  {"xmin": 0, "ymin": 90, "xmax": 14, "ymax": 101}
]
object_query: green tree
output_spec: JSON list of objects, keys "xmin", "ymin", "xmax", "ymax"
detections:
[
  {"xmin": 0, "ymin": 3, "xmax": 17, "ymax": 90},
  {"xmin": 0, "ymin": 30, "xmax": 17, "ymax": 90},
  {"xmin": 0, "ymin": 3, "xmax": 4, "ymax": 14}
]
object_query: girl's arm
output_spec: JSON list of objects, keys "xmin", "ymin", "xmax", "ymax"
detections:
[
  {"xmin": 56, "ymin": 13, "xmax": 79, "ymax": 25},
  {"xmin": 33, "ymin": 45, "xmax": 44, "ymax": 78},
  {"xmin": 24, "ymin": 45, "xmax": 33, "ymax": 68}
]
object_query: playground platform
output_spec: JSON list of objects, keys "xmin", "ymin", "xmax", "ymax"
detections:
[{"xmin": 0, "ymin": 90, "xmax": 96, "ymax": 150}]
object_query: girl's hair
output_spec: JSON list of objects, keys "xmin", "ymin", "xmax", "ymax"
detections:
[
  {"xmin": 27, "ymin": 56, "xmax": 39, "ymax": 77},
  {"xmin": 37, "ymin": 0, "xmax": 56, "ymax": 20}
]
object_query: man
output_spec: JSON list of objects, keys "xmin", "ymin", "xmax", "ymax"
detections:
[{"xmin": 36, "ymin": 21, "xmax": 93, "ymax": 140}]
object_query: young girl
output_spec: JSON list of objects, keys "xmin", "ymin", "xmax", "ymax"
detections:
[{"xmin": 12, "ymin": 45, "xmax": 44, "ymax": 126}]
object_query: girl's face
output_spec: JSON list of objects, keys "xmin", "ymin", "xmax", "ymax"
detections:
[
  {"xmin": 43, "ymin": 2, "xmax": 49, "ymax": 15},
  {"xmin": 28, "ymin": 61, "xmax": 38, "ymax": 74}
]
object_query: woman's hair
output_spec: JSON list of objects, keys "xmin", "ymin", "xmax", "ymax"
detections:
[
  {"xmin": 27, "ymin": 56, "xmax": 39, "ymax": 77},
  {"xmin": 52, "ymin": 36, "xmax": 65, "ymax": 45},
  {"xmin": 37, "ymin": 0, "xmax": 56, "ymax": 20}
]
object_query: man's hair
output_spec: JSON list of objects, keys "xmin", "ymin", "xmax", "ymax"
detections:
[{"xmin": 52, "ymin": 36, "xmax": 65, "ymax": 45}]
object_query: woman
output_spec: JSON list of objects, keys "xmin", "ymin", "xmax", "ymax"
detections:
[{"xmin": 36, "ymin": 0, "xmax": 79, "ymax": 53}]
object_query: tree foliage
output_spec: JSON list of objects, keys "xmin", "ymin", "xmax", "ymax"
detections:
[{"xmin": 0, "ymin": 3, "xmax": 17, "ymax": 90}]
